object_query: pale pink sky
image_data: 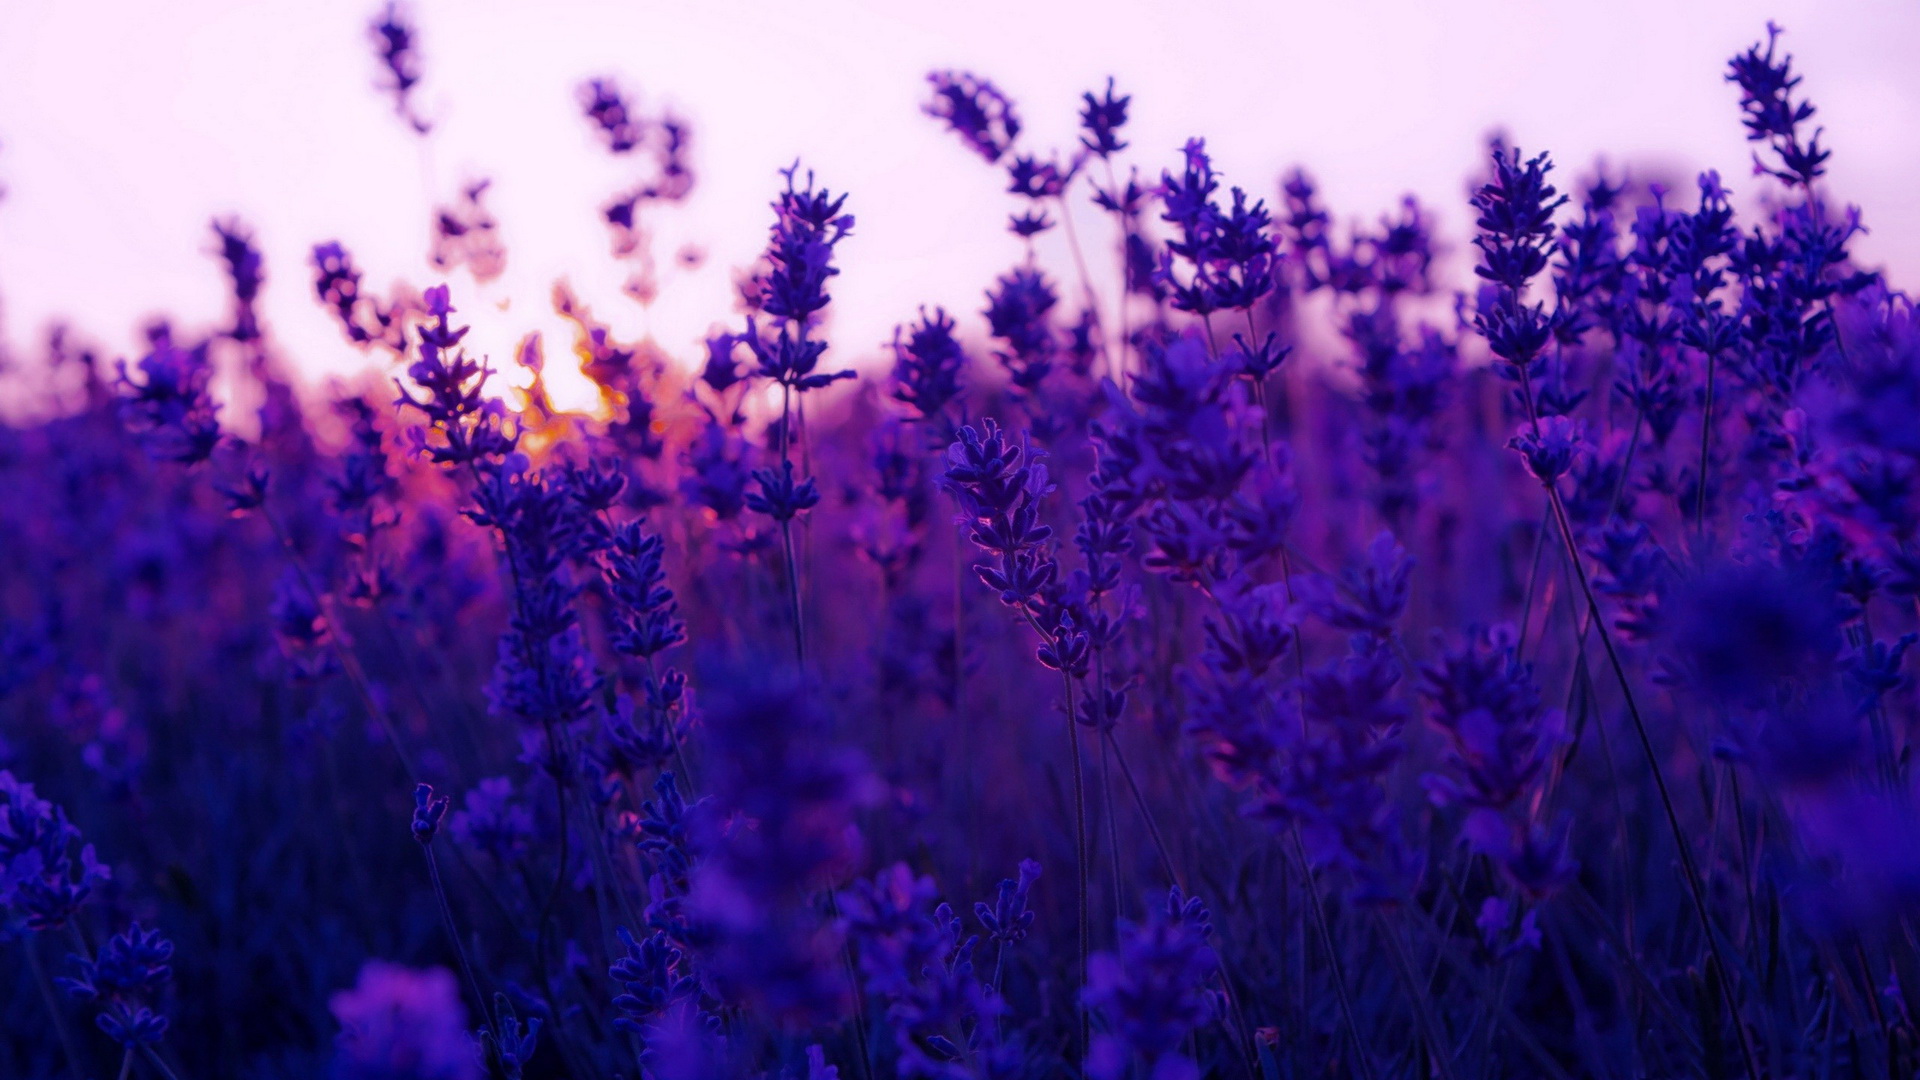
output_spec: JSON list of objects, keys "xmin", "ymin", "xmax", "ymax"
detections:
[{"xmin": 2, "ymin": 0, "xmax": 1917, "ymax": 410}]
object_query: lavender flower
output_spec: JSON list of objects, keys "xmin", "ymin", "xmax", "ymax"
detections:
[
  {"xmin": 924, "ymin": 72, "xmax": 1022, "ymax": 164},
  {"xmin": 1083, "ymin": 888, "xmax": 1220, "ymax": 1080},
  {"xmin": 480, "ymin": 995, "xmax": 541, "ymax": 1080},
  {"xmin": 449, "ymin": 777, "xmax": 535, "ymax": 862},
  {"xmin": 330, "ymin": 962, "xmax": 478, "ymax": 1080},
  {"xmin": 0, "ymin": 769, "xmax": 109, "ymax": 933},
  {"xmin": 944, "ymin": 419, "xmax": 1059, "ymax": 611},
  {"xmin": 410, "ymin": 782, "xmax": 450, "ymax": 845},
  {"xmin": 1508, "ymin": 415, "xmax": 1589, "ymax": 485},
  {"xmin": 61, "ymin": 922, "xmax": 175, "ymax": 1049},
  {"xmin": 1155, "ymin": 140, "xmax": 1278, "ymax": 318},
  {"xmin": 369, "ymin": 3, "xmax": 430, "ymax": 134},
  {"xmin": 116, "ymin": 331, "xmax": 221, "ymax": 465},
  {"xmin": 746, "ymin": 460, "xmax": 821, "ymax": 522},
  {"xmin": 983, "ymin": 265, "xmax": 1059, "ymax": 393},
  {"xmin": 212, "ymin": 217, "xmax": 265, "ymax": 344},
  {"xmin": 397, "ymin": 285, "xmax": 515, "ymax": 467},
  {"xmin": 1728, "ymin": 23, "xmax": 1828, "ymax": 187},
  {"xmin": 600, "ymin": 518, "xmax": 686, "ymax": 660},
  {"xmin": 974, "ymin": 859, "xmax": 1042, "ymax": 948},
  {"xmin": 609, "ymin": 925, "xmax": 702, "ymax": 1033},
  {"xmin": 685, "ymin": 664, "xmax": 876, "ymax": 1028},
  {"xmin": 7, "ymin": 23, "xmax": 1920, "ymax": 1077},
  {"xmin": 1471, "ymin": 145, "xmax": 1567, "ymax": 378},
  {"xmin": 1078, "ymin": 77, "xmax": 1130, "ymax": 159},
  {"xmin": 580, "ymin": 77, "xmax": 645, "ymax": 154},
  {"xmin": 841, "ymin": 863, "xmax": 1016, "ymax": 1077},
  {"xmin": 890, "ymin": 306, "xmax": 970, "ymax": 422},
  {"xmin": 312, "ymin": 241, "xmax": 401, "ymax": 349},
  {"xmin": 470, "ymin": 462, "xmax": 601, "ymax": 743},
  {"xmin": 1420, "ymin": 628, "xmax": 1574, "ymax": 894}
]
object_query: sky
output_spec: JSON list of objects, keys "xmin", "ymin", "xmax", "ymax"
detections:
[{"xmin": 2, "ymin": 0, "xmax": 1917, "ymax": 411}]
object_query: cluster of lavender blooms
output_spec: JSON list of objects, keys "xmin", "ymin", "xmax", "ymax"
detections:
[{"xmin": 5, "ymin": 11, "xmax": 1920, "ymax": 1079}]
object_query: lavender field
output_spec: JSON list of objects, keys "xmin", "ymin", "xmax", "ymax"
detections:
[{"xmin": 3, "ymin": 7, "xmax": 1918, "ymax": 1078}]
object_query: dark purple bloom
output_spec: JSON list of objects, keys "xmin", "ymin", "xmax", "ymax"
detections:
[
  {"xmin": 600, "ymin": 518, "xmax": 686, "ymax": 659},
  {"xmin": 480, "ymin": 995, "xmax": 541, "ymax": 1080},
  {"xmin": 410, "ymin": 782, "xmax": 450, "ymax": 844},
  {"xmin": 1154, "ymin": 140, "xmax": 1276, "ymax": 316},
  {"xmin": 759, "ymin": 164, "xmax": 854, "ymax": 329},
  {"xmin": 312, "ymin": 241, "xmax": 401, "ymax": 349},
  {"xmin": 1728, "ymin": 23, "xmax": 1829, "ymax": 187},
  {"xmin": 1008, "ymin": 207, "xmax": 1054, "ymax": 238},
  {"xmin": 944, "ymin": 420, "xmax": 1060, "ymax": 609},
  {"xmin": 116, "ymin": 331, "xmax": 221, "ymax": 465},
  {"xmin": 973, "ymin": 858, "xmax": 1041, "ymax": 946},
  {"xmin": 580, "ymin": 77, "xmax": 645, "ymax": 154},
  {"xmin": 1508, "ymin": 415, "xmax": 1589, "ymax": 485},
  {"xmin": 1420, "ymin": 627, "xmax": 1566, "ymax": 812},
  {"xmin": 983, "ymin": 265, "xmax": 1058, "ymax": 392},
  {"xmin": 397, "ymin": 284, "xmax": 517, "ymax": 467},
  {"xmin": 686, "ymin": 663, "xmax": 876, "ymax": 1028},
  {"xmin": 699, "ymin": 331, "xmax": 744, "ymax": 395},
  {"xmin": 1470, "ymin": 145, "xmax": 1568, "ymax": 378},
  {"xmin": 212, "ymin": 217, "xmax": 265, "ymax": 343},
  {"xmin": 369, "ymin": 3, "xmax": 431, "ymax": 134},
  {"xmin": 1006, "ymin": 152, "xmax": 1078, "ymax": 200},
  {"xmin": 924, "ymin": 71, "xmax": 1021, "ymax": 164},
  {"xmin": 61, "ymin": 922, "xmax": 176, "ymax": 1049},
  {"xmin": 449, "ymin": 777, "xmax": 535, "ymax": 862},
  {"xmin": 1083, "ymin": 887, "xmax": 1220, "ymax": 1080},
  {"xmin": 609, "ymin": 925, "xmax": 701, "ymax": 1033},
  {"xmin": 889, "ymin": 306, "xmax": 969, "ymax": 421},
  {"xmin": 1078, "ymin": 77, "xmax": 1130, "ymax": 159},
  {"xmin": 681, "ymin": 422, "xmax": 754, "ymax": 520},
  {"xmin": 470, "ymin": 463, "xmax": 602, "ymax": 735},
  {"xmin": 1, "ymin": 770, "xmax": 110, "ymax": 933},
  {"xmin": 330, "ymin": 962, "xmax": 476, "ymax": 1079},
  {"xmin": 1306, "ymin": 531, "xmax": 1414, "ymax": 639},
  {"xmin": 746, "ymin": 460, "xmax": 821, "ymax": 523}
]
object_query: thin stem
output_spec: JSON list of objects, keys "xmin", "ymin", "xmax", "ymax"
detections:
[
  {"xmin": 1062, "ymin": 671, "xmax": 1090, "ymax": 1068},
  {"xmin": 1101, "ymin": 158, "xmax": 1130, "ymax": 381},
  {"xmin": 1694, "ymin": 346, "xmax": 1719, "ymax": 537},
  {"xmin": 1242, "ymin": 308, "xmax": 1277, "ymax": 471},
  {"xmin": 1378, "ymin": 912, "xmax": 1459, "ymax": 1080},
  {"xmin": 1548, "ymin": 474, "xmax": 1761, "ymax": 1079},
  {"xmin": 1518, "ymin": 367, "xmax": 1759, "ymax": 1077},
  {"xmin": 780, "ymin": 518, "xmax": 806, "ymax": 668},
  {"xmin": 1103, "ymin": 730, "xmax": 1182, "ymax": 889},
  {"xmin": 1290, "ymin": 828, "xmax": 1378, "ymax": 1080},
  {"xmin": 1098, "ymin": 717, "xmax": 1123, "ymax": 920},
  {"xmin": 991, "ymin": 942, "xmax": 1008, "ymax": 1039},
  {"xmin": 1014, "ymin": 602, "xmax": 1090, "ymax": 1067},
  {"xmin": 533, "ymin": 751, "xmax": 572, "ymax": 1025},
  {"xmin": 1403, "ymin": 901, "xmax": 1581, "ymax": 1080},
  {"xmin": 823, "ymin": 888, "xmax": 875, "ymax": 1080},
  {"xmin": 262, "ymin": 506, "xmax": 421, "ymax": 783},
  {"xmin": 1515, "ymin": 494, "xmax": 1553, "ymax": 661},
  {"xmin": 139, "ymin": 1047, "xmax": 186, "ymax": 1080},
  {"xmin": 1055, "ymin": 192, "xmax": 1113, "ymax": 379},
  {"xmin": 424, "ymin": 844, "xmax": 498, "ymax": 1072},
  {"xmin": 25, "ymin": 936, "xmax": 88, "ymax": 1080},
  {"xmin": 778, "ymin": 377, "xmax": 808, "ymax": 670}
]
